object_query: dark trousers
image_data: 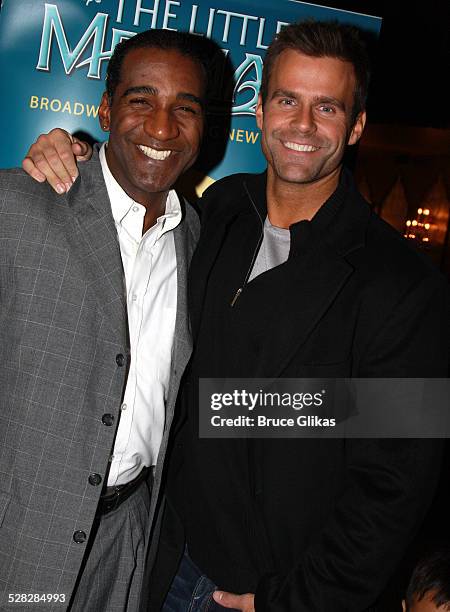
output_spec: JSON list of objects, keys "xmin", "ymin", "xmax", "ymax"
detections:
[{"xmin": 162, "ymin": 550, "xmax": 238, "ymax": 612}]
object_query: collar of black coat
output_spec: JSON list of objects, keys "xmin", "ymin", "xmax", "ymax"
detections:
[{"xmin": 242, "ymin": 166, "xmax": 371, "ymax": 260}]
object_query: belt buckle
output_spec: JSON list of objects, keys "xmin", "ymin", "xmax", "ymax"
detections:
[
  {"xmin": 99, "ymin": 468, "xmax": 148, "ymax": 516},
  {"xmin": 101, "ymin": 487, "xmax": 121, "ymax": 514},
  {"xmin": 109, "ymin": 488, "xmax": 121, "ymax": 512}
]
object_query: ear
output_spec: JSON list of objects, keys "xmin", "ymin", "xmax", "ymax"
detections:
[
  {"xmin": 98, "ymin": 92, "xmax": 111, "ymax": 132},
  {"xmin": 255, "ymin": 93, "xmax": 264, "ymax": 131},
  {"xmin": 348, "ymin": 110, "xmax": 366, "ymax": 146}
]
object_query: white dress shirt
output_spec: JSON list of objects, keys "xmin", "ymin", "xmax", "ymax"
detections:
[{"xmin": 99, "ymin": 144, "xmax": 181, "ymax": 486}]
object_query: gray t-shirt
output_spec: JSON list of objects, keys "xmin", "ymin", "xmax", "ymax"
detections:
[{"xmin": 248, "ymin": 216, "xmax": 290, "ymax": 282}]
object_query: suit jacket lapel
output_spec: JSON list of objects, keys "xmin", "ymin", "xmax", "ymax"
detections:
[
  {"xmin": 166, "ymin": 205, "xmax": 193, "ymax": 425},
  {"xmin": 65, "ymin": 154, "xmax": 127, "ymax": 346},
  {"xmin": 147, "ymin": 200, "xmax": 197, "ymax": 555}
]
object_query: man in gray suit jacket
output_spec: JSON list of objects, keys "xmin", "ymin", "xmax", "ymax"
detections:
[{"xmin": 0, "ymin": 29, "xmax": 207, "ymax": 611}]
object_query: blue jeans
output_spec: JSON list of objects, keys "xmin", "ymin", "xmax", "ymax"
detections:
[{"xmin": 162, "ymin": 550, "xmax": 238, "ymax": 612}]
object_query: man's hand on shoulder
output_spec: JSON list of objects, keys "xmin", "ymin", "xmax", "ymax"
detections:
[
  {"xmin": 213, "ymin": 590, "xmax": 255, "ymax": 611},
  {"xmin": 22, "ymin": 128, "xmax": 93, "ymax": 194}
]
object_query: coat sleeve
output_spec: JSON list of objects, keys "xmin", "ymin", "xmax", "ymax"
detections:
[{"xmin": 255, "ymin": 274, "xmax": 449, "ymax": 611}]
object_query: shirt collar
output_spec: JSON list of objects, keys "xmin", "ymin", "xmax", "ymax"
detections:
[{"xmin": 99, "ymin": 142, "xmax": 182, "ymax": 237}]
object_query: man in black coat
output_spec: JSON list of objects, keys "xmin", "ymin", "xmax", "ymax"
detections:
[
  {"xmin": 21, "ymin": 21, "xmax": 449, "ymax": 612},
  {"xmin": 159, "ymin": 21, "xmax": 448, "ymax": 612}
]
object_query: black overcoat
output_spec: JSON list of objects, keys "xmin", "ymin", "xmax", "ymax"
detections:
[{"xmin": 152, "ymin": 169, "xmax": 449, "ymax": 612}]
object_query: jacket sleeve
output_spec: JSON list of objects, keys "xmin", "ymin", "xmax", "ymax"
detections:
[{"xmin": 255, "ymin": 274, "xmax": 449, "ymax": 611}]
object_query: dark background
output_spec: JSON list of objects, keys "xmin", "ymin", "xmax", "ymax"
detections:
[
  {"xmin": 321, "ymin": 0, "xmax": 449, "ymax": 128},
  {"xmin": 313, "ymin": 1, "xmax": 450, "ymax": 279}
]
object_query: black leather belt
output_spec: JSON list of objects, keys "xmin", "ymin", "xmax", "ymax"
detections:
[{"xmin": 97, "ymin": 467, "xmax": 151, "ymax": 515}]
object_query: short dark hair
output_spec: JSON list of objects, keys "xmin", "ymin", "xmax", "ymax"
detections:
[
  {"xmin": 260, "ymin": 20, "xmax": 370, "ymax": 123},
  {"xmin": 405, "ymin": 550, "xmax": 450, "ymax": 610},
  {"xmin": 106, "ymin": 29, "xmax": 210, "ymax": 103}
]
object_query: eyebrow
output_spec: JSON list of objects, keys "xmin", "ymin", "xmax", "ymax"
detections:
[
  {"xmin": 122, "ymin": 86, "xmax": 157, "ymax": 98},
  {"xmin": 271, "ymin": 89, "xmax": 346, "ymax": 111},
  {"xmin": 178, "ymin": 92, "xmax": 205, "ymax": 109},
  {"xmin": 122, "ymin": 85, "xmax": 204, "ymax": 109},
  {"xmin": 271, "ymin": 89, "xmax": 297, "ymax": 100}
]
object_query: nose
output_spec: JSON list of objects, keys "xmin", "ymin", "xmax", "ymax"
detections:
[
  {"xmin": 291, "ymin": 104, "xmax": 316, "ymax": 134},
  {"xmin": 143, "ymin": 108, "xmax": 179, "ymax": 142}
]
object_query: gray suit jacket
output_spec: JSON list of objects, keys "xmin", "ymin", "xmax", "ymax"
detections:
[{"xmin": 0, "ymin": 153, "xmax": 199, "ymax": 608}]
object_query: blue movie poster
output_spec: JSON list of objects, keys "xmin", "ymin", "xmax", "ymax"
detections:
[{"xmin": 0, "ymin": 0, "xmax": 381, "ymax": 184}]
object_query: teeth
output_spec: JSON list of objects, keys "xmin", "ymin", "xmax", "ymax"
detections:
[
  {"xmin": 284, "ymin": 142, "xmax": 319, "ymax": 152},
  {"xmin": 138, "ymin": 144, "xmax": 171, "ymax": 160}
]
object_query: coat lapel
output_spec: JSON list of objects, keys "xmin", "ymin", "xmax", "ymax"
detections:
[
  {"xmin": 65, "ymin": 154, "xmax": 127, "ymax": 346},
  {"xmin": 246, "ymin": 244, "xmax": 354, "ymax": 378},
  {"xmin": 189, "ymin": 206, "xmax": 245, "ymax": 339},
  {"xmin": 166, "ymin": 204, "xmax": 194, "ymax": 425}
]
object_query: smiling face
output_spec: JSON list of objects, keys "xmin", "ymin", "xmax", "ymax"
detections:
[
  {"xmin": 256, "ymin": 49, "xmax": 365, "ymax": 193},
  {"xmin": 99, "ymin": 47, "xmax": 205, "ymax": 208}
]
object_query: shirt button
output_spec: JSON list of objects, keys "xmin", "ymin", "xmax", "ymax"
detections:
[
  {"xmin": 102, "ymin": 413, "xmax": 114, "ymax": 426},
  {"xmin": 88, "ymin": 473, "xmax": 102, "ymax": 486},
  {"xmin": 132, "ymin": 205, "xmax": 139, "ymax": 213},
  {"xmin": 121, "ymin": 403, "xmax": 127, "ymax": 411},
  {"xmin": 131, "ymin": 294, "xmax": 137, "ymax": 302},
  {"xmin": 116, "ymin": 353, "xmax": 125, "ymax": 367},
  {"xmin": 73, "ymin": 530, "xmax": 86, "ymax": 544}
]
